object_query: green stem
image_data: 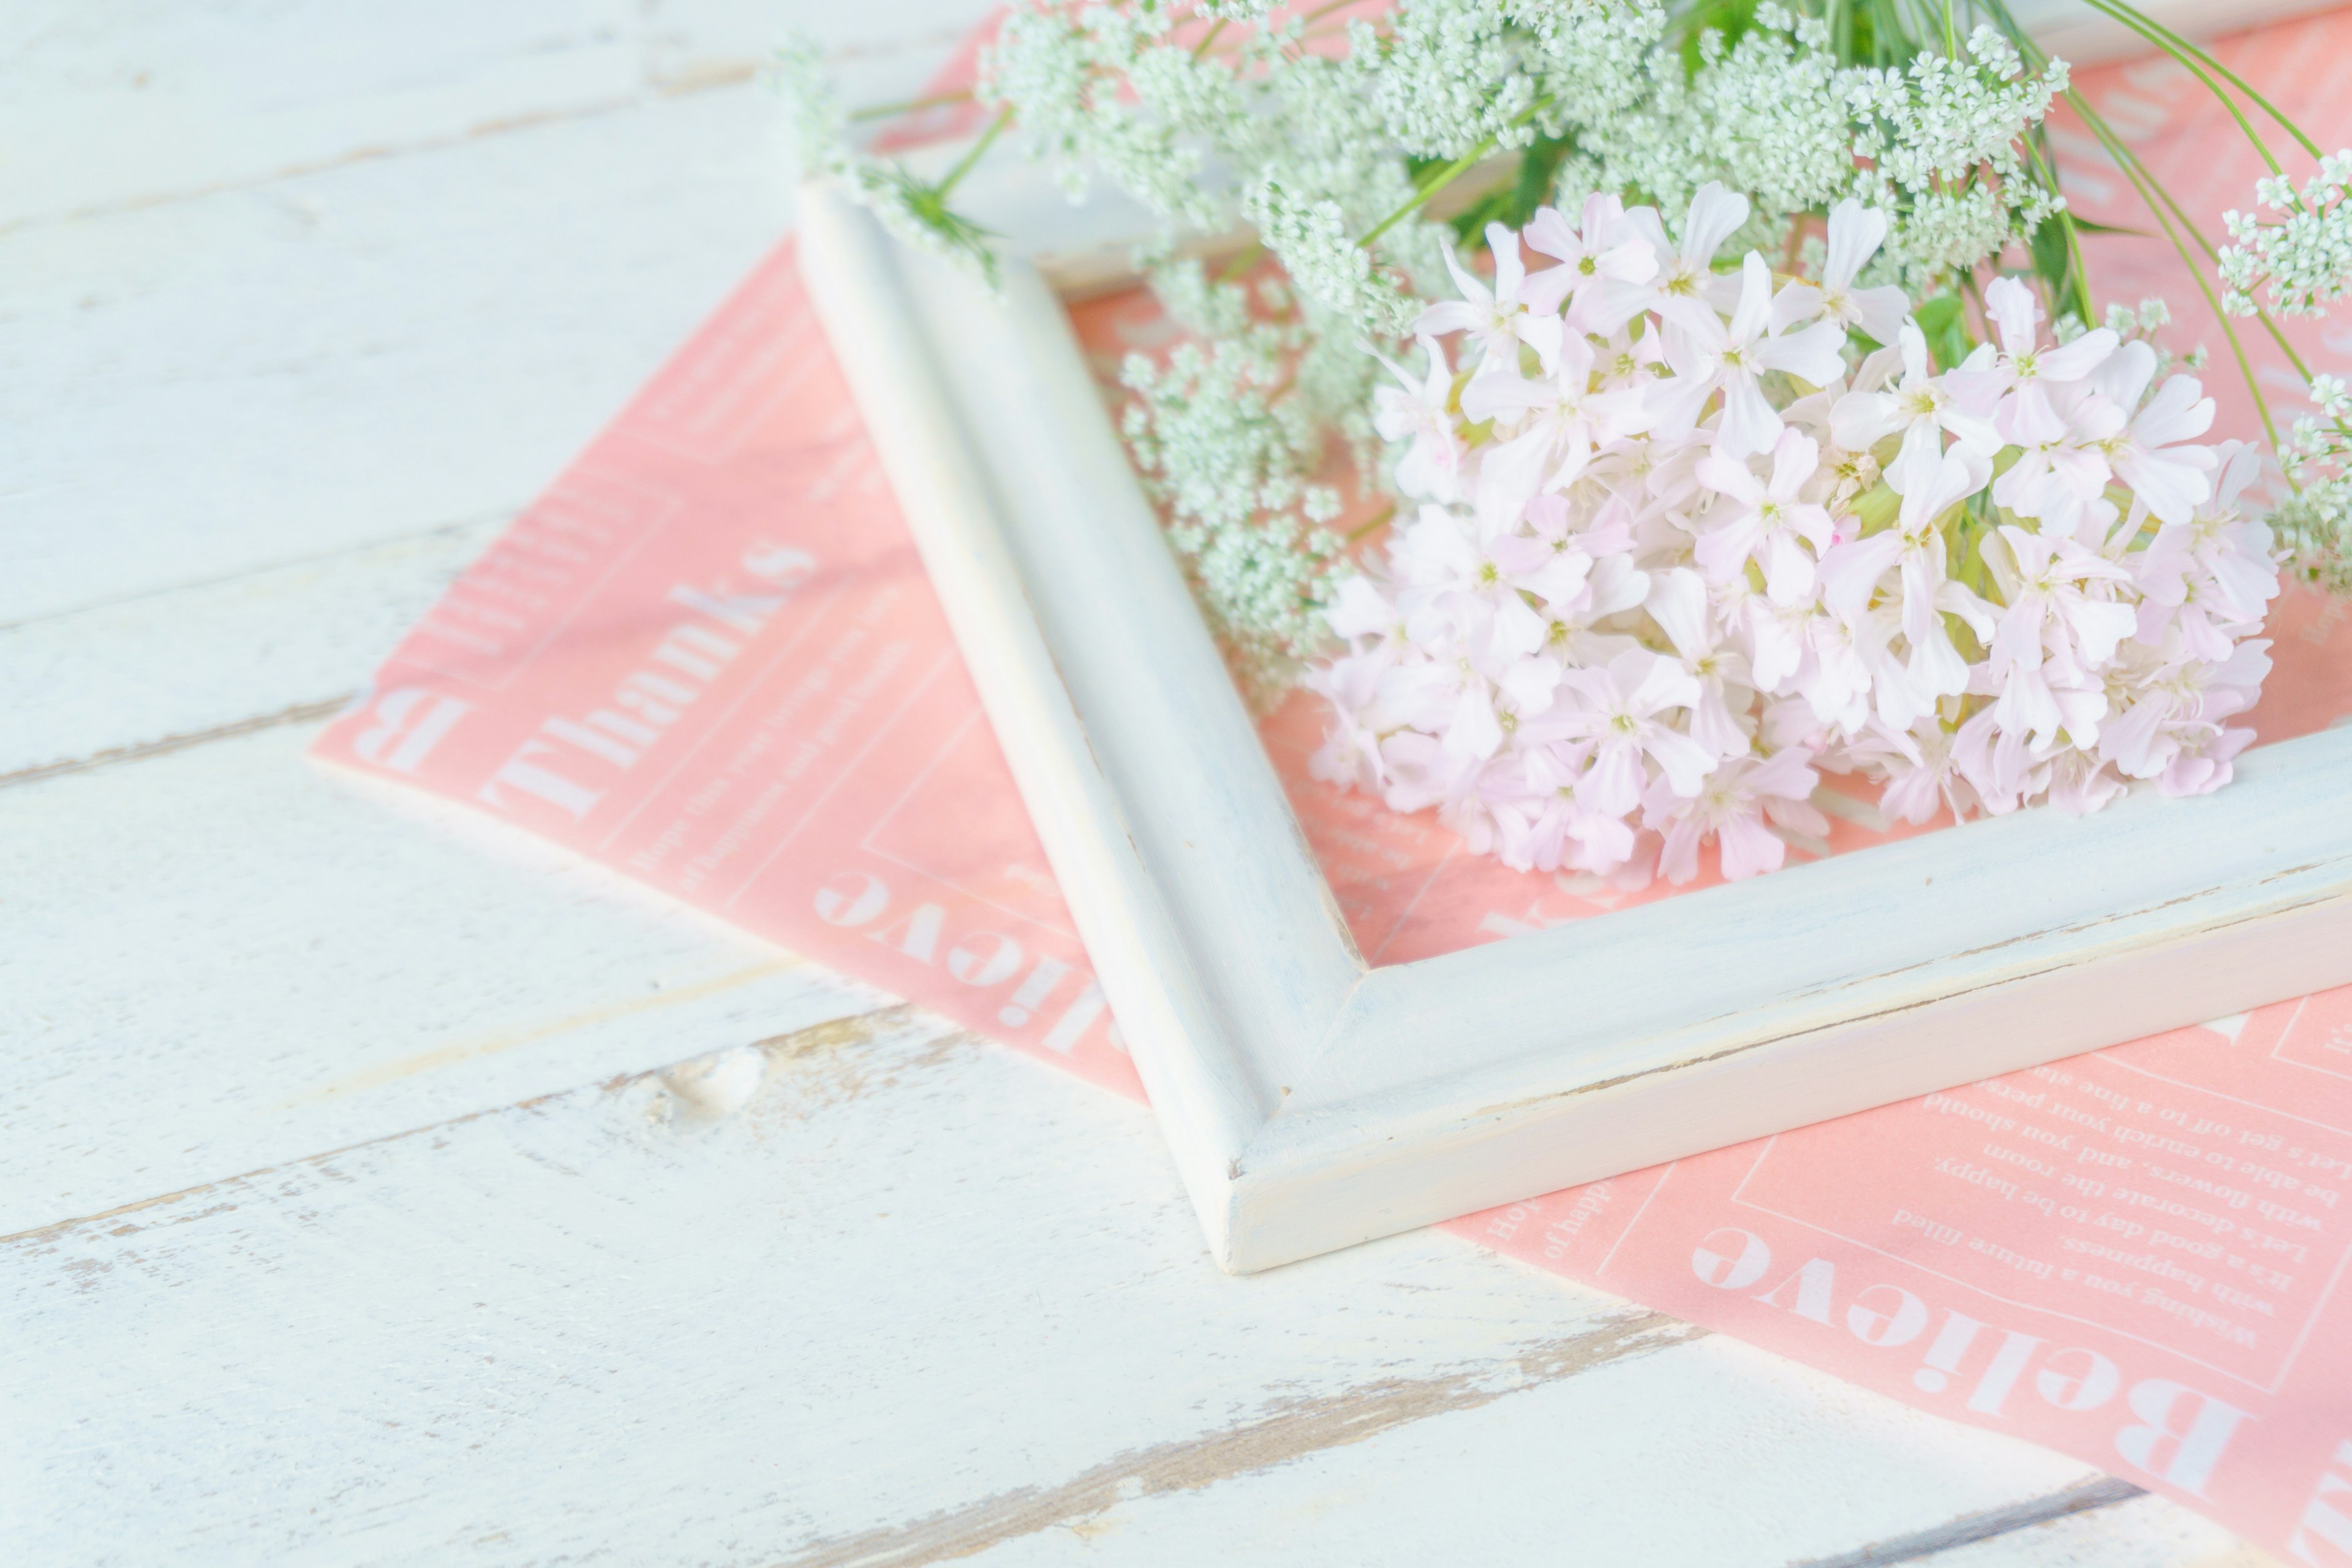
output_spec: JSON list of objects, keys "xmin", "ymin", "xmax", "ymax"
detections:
[
  {"xmin": 2071, "ymin": 93, "xmax": 2282, "ymax": 452},
  {"xmin": 2068, "ymin": 0, "xmax": 2282, "ymax": 175},
  {"xmin": 1357, "ymin": 95, "xmax": 1553, "ymax": 248},
  {"xmin": 1191, "ymin": 17, "xmax": 1227, "ymax": 59},
  {"xmin": 1297, "ymin": 0, "xmax": 1366, "ymax": 25},
  {"xmin": 2080, "ymin": 0, "xmax": 2322, "ymax": 160},
  {"xmin": 1988, "ymin": 2, "xmax": 2316, "ymax": 457},
  {"xmin": 2021, "ymin": 126, "xmax": 2095, "ymax": 323},
  {"xmin": 2099, "ymin": 141, "xmax": 2321, "ymax": 385},
  {"xmin": 1215, "ymin": 238, "xmax": 1267, "ymax": 283},
  {"xmin": 1344, "ymin": 502, "xmax": 1398, "ymax": 543},
  {"xmin": 2070, "ymin": 92, "xmax": 2336, "ymax": 393},
  {"xmin": 2092, "ymin": 116, "xmax": 2352, "ymax": 448},
  {"xmin": 849, "ymin": 89, "xmax": 975, "ymax": 123},
  {"xmin": 1360, "ymin": 145, "xmax": 1487, "ymax": 247},
  {"xmin": 935, "ymin": 107, "xmax": 1012, "ymax": 200}
]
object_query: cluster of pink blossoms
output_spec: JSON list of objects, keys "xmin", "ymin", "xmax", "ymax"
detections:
[{"xmin": 1307, "ymin": 183, "xmax": 2283, "ymax": 886}]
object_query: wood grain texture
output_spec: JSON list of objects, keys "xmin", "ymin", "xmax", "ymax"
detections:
[
  {"xmin": 5, "ymin": 1007, "xmax": 2152, "ymax": 1566},
  {"xmin": 0, "ymin": 521, "xmax": 493, "ymax": 783},
  {"xmin": 0, "ymin": 719, "xmax": 889, "ymax": 1235},
  {"xmin": 4, "ymin": 87, "xmax": 791, "ymax": 627},
  {"xmin": 0, "ymin": 4, "xmax": 986, "ymax": 633},
  {"xmin": 0, "ymin": 1, "xmax": 2288, "ymax": 1560},
  {"xmin": 0, "ymin": 0, "xmax": 986, "ymax": 230}
]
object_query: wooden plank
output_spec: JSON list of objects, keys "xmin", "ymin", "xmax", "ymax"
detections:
[
  {"xmin": 2, "ymin": 87, "xmax": 788, "ymax": 627},
  {"xmin": 0, "ymin": 520, "xmax": 492, "ymax": 782},
  {"xmin": 5, "ymin": 1005, "xmax": 2194, "ymax": 1567},
  {"xmin": 0, "ymin": 718, "xmax": 889, "ymax": 1236},
  {"xmin": 0, "ymin": 0, "xmax": 990, "ymax": 229},
  {"xmin": 4, "ymin": 89, "xmax": 809, "ymax": 774},
  {"xmin": 0, "ymin": 8, "xmax": 997, "ymax": 631}
]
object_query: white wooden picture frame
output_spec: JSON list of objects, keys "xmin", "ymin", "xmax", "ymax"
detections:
[{"xmin": 797, "ymin": 179, "xmax": 2352, "ymax": 1275}]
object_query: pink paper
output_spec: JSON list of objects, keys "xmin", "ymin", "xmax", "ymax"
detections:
[
  {"xmin": 314, "ymin": 14, "xmax": 2352, "ymax": 1555},
  {"xmin": 1458, "ymin": 995, "xmax": 2352, "ymax": 1556}
]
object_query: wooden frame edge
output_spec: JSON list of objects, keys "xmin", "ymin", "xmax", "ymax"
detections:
[{"xmin": 797, "ymin": 181, "xmax": 2352, "ymax": 1275}]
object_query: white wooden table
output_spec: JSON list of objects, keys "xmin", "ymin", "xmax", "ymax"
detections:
[{"xmin": 0, "ymin": 4, "xmax": 2290, "ymax": 1562}]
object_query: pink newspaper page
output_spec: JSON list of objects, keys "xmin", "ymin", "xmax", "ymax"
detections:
[{"xmin": 314, "ymin": 13, "xmax": 2352, "ymax": 1556}]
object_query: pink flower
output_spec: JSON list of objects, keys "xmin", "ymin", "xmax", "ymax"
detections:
[
  {"xmin": 1389, "ymin": 507, "xmax": 1554, "ymax": 664},
  {"xmin": 2044, "ymin": 751, "xmax": 2130, "ymax": 816},
  {"xmin": 1716, "ymin": 575, "xmax": 1809, "ymax": 695},
  {"xmin": 1848, "ymin": 718, "xmax": 1977, "ymax": 825},
  {"xmin": 1488, "ymin": 745, "xmax": 1640, "ymax": 876},
  {"xmin": 1521, "ymin": 192, "xmax": 1659, "ymax": 330},
  {"xmin": 1816, "ymin": 446, "xmax": 1994, "ymax": 712},
  {"xmin": 1531, "ymin": 647, "xmax": 1714, "ymax": 816},
  {"xmin": 1790, "ymin": 608, "xmax": 1873, "ymax": 732},
  {"xmin": 1305, "ymin": 644, "xmax": 1398, "ymax": 794},
  {"xmin": 1307, "ymin": 193, "xmax": 2272, "ymax": 881},
  {"xmin": 1645, "ymin": 748, "xmax": 1828, "ymax": 883},
  {"xmin": 1987, "ymin": 524, "xmax": 2139, "ymax": 682},
  {"xmin": 2134, "ymin": 441, "xmax": 2282, "ymax": 641},
  {"xmin": 2098, "ymin": 637, "xmax": 2271, "ymax": 780},
  {"xmin": 2159, "ymin": 723, "xmax": 2256, "ymax": 797},
  {"xmin": 1522, "ymin": 494, "xmax": 1650, "ymax": 631},
  {"xmin": 2090, "ymin": 342, "xmax": 2218, "ymax": 526},
  {"xmin": 1694, "ymin": 428, "xmax": 1836, "ymax": 605},
  {"xmin": 1771, "ymin": 199, "xmax": 1911, "ymax": 347},
  {"xmin": 1990, "ymin": 380, "xmax": 2122, "ymax": 538},
  {"xmin": 1591, "ymin": 323, "xmax": 1668, "ymax": 396},
  {"xmin": 1376, "ymin": 729, "xmax": 1491, "ymax": 837},
  {"xmin": 1417, "ymin": 223, "xmax": 1564, "ymax": 376},
  {"xmin": 1951, "ymin": 703, "xmax": 2053, "ymax": 816},
  {"xmin": 1831, "ymin": 320, "xmax": 2001, "ymax": 476},
  {"xmin": 1373, "ymin": 335, "xmax": 1467, "ymax": 503},
  {"xmin": 1618, "ymin": 183, "xmax": 1752, "ymax": 320},
  {"xmin": 1946, "ymin": 276, "xmax": 2119, "ymax": 444},
  {"xmin": 1645, "ymin": 567, "xmax": 1756, "ymax": 758},
  {"xmin": 1661, "ymin": 253, "xmax": 1848, "ymax": 458},
  {"xmin": 1463, "ymin": 330, "xmax": 1651, "ymax": 526}
]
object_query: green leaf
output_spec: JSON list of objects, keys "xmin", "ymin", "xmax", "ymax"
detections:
[
  {"xmin": 1450, "ymin": 131, "xmax": 1576, "ymax": 244},
  {"xmin": 1673, "ymin": 0, "xmax": 1759, "ymax": 78},
  {"xmin": 2028, "ymin": 212, "xmax": 2076, "ymax": 320},
  {"xmin": 2067, "ymin": 215, "xmax": 2149, "ymax": 237},
  {"xmin": 1915, "ymin": 292, "xmax": 1975, "ymax": 372}
]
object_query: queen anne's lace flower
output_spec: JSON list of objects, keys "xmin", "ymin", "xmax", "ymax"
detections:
[
  {"xmin": 2220, "ymin": 149, "xmax": 2352, "ymax": 320},
  {"xmin": 1308, "ymin": 190, "xmax": 2281, "ymax": 886}
]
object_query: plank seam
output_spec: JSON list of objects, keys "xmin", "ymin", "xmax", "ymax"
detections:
[
  {"xmin": 0, "ymin": 696, "xmax": 353, "ymax": 790},
  {"xmin": 1, "ymin": 1001, "xmax": 927, "ymax": 1247},
  {"xmin": 767, "ymin": 1310, "xmax": 1706, "ymax": 1568},
  {"xmin": 1782, "ymin": 1476, "xmax": 2150, "ymax": 1567},
  {"xmin": 0, "ymin": 510, "xmax": 507, "ymax": 635},
  {"xmin": 0, "ymin": 28, "xmax": 975, "ymax": 239}
]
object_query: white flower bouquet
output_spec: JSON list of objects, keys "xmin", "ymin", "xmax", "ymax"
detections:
[{"xmin": 780, "ymin": 0, "xmax": 2351, "ymax": 888}]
